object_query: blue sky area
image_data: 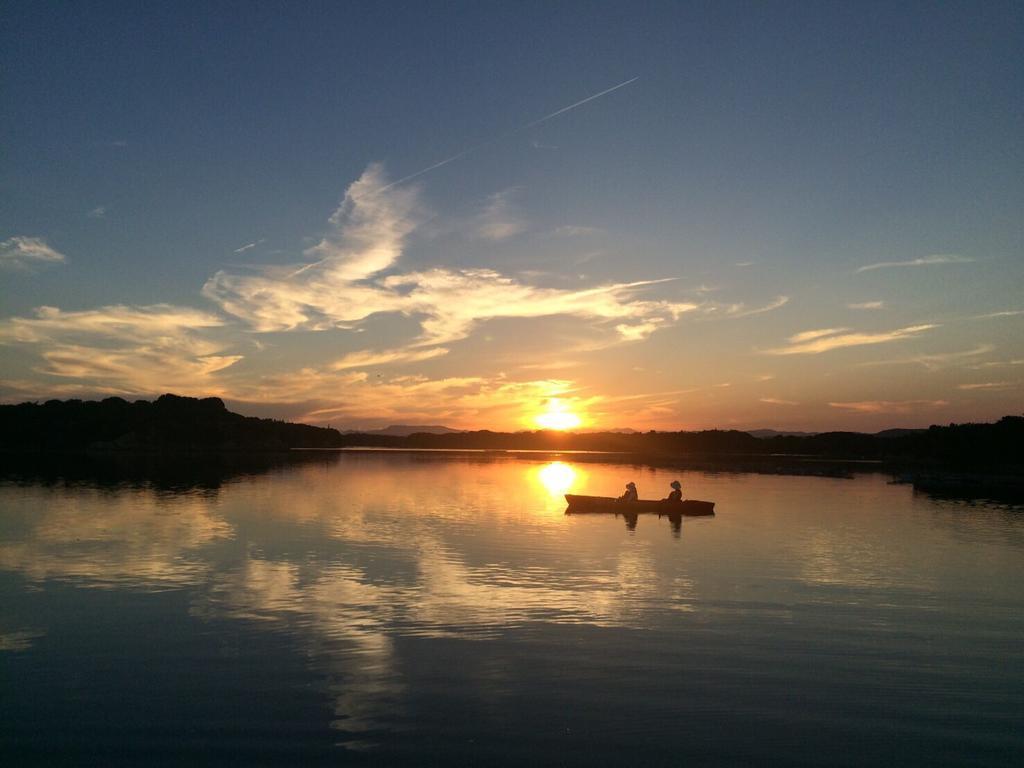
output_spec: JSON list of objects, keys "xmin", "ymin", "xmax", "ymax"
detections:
[{"xmin": 2, "ymin": 1, "xmax": 1021, "ymax": 430}]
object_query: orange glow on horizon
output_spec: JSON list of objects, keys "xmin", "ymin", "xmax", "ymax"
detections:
[{"xmin": 533, "ymin": 398, "xmax": 582, "ymax": 431}]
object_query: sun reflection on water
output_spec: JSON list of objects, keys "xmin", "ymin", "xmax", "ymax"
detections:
[{"xmin": 536, "ymin": 461, "xmax": 580, "ymax": 497}]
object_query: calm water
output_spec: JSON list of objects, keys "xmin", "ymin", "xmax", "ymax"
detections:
[{"xmin": 1, "ymin": 453, "xmax": 1022, "ymax": 767}]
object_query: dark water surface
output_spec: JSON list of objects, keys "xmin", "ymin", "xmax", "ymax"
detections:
[{"xmin": 2, "ymin": 454, "xmax": 1022, "ymax": 766}]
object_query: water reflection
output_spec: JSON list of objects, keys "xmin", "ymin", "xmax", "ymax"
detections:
[
  {"xmin": 2, "ymin": 456, "xmax": 1023, "ymax": 763},
  {"xmin": 535, "ymin": 461, "xmax": 579, "ymax": 497},
  {"xmin": 0, "ymin": 486, "xmax": 232, "ymax": 589}
]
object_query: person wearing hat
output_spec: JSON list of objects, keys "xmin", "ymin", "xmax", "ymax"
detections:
[
  {"xmin": 664, "ymin": 480, "xmax": 683, "ymax": 502},
  {"xmin": 617, "ymin": 482, "xmax": 638, "ymax": 502}
]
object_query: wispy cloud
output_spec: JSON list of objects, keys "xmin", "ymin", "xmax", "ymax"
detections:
[
  {"xmin": 233, "ymin": 238, "xmax": 266, "ymax": 254},
  {"xmin": 848, "ymin": 301, "xmax": 883, "ymax": 310},
  {"xmin": 87, "ymin": 206, "xmax": 107, "ymax": 219},
  {"xmin": 763, "ymin": 324, "xmax": 936, "ymax": 355},
  {"xmin": 856, "ymin": 254, "xmax": 974, "ymax": 273},
  {"xmin": 957, "ymin": 381, "xmax": 1015, "ymax": 391},
  {"xmin": 0, "ymin": 237, "xmax": 67, "ymax": 271},
  {"xmin": 0, "ymin": 304, "xmax": 238, "ymax": 394},
  {"xmin": 723, "ymin": 296, "xmax": 790, "ymax": 318},
  {"xmin": 759, "ymin": 397, "xmax": 799, "ymax": 405},
  {"xmin": 299, "ymin": 163, "xmax": 422, "ymax": 280},
  {"xmin": 857, "ymin": 343, "xmax": 994, "ymax": 371},
  {"xmin": 969, "ymin": 359, "xmax": 1024, "ymax": 370},
  {"xmin": 702, "ymin": 296, "xmax": 789, "ymax": 319},
  {"xmin": 828, "ymin": 400, "xmax": 948, "ymax": 414},
  {"xmin": 474, "ymin": 189, "xmax": 526, "ymax": 241},
  {"xmin": 974, "ymin": 309, "xmax": 1024, "ymax": 319},
  {"xmin": 330, "ymin": 347, "xmax": 449, "ymax": 371},
  {"xmin": 787, "ymin": 328, "xmax": 848, "ymax": 343},
  {"xmin": 204, "ymin": 165, "xmax": 698, "ymax": 347},
  {"xmin": 0, "ymin": 304, "xmax": 224, "ymax": 345}
]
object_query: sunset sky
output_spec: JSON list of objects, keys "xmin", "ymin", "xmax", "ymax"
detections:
[{"xmin": 2, "ymin": 1, "xmax": 1021, "ymax": 431}]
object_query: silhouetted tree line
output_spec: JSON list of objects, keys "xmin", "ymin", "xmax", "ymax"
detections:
[
  {"xmin": 339, "ymin": 417, "xmax": 1023, "ymax": 467},
  {"xmin": 1, "ymin": 394, "xmax": 1020, "ymax": 468},
  {"xmin": 0, "ymin": 394, "xmax": 342, "ymax": 452}
]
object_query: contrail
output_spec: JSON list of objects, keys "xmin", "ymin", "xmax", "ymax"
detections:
[
  {"xmin": 521, "ymin": 76, "xmax": 640, "ymax": 131},
  {"xmin": 378, "ymin": 76, "xmax": 640, "ymax": 192}
]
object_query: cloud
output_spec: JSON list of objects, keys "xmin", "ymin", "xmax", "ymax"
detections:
[
  {"xmin": 87, "ymin": 206, "xmax": 107, "ymax": 219},
  {"xmin": 759, "ymin": 397, "xmax": 799, "ymax": 405},
  {"xmin": 969, "ymin": 359, "xmax": 1024, "ymax": 370},
  {"xmin": 957, "ymin": 381, "xmax": 1015, "ymax": 391},
  {"xmin": 221, "ymin": 364, "xmax": 694, "ymax": 431},
  {"xmin": 0, "ymin": 236, "xmax": 67, "ymax": 271},
  {"xmin": 614, "ymin": 321, "xmax": 663, "ymax": 341},
  {"xmin": 330, "ymin": 347, "xmax": 449, "ymax": 371},
  {"xmin": 0, "ymin": 304, "xmax": 224, "ymax": 344},
  {"xmin": 848, "ymin": 301, "xmax": 883, "ymax": 310},
  {"xmin": 0, "ymin": 304, "xmax": 239, "ymax": 395},
  {"xmin": 233, "ymin": 238, "xmax": 266, "ymax": 254},
  {"xmin": 858, "ymin": 343, "xmax": 994, "ymax": 371},
  {"xmin": 475, "ymin": 190, "xmax": 527, "ymax": 241},
  {"xmin": 383, "ymin": 270, "xmax": 697, "ymax": 346},
  {"xmin": 700, "ymin": 296, "xmax": 788, "ymax": 319},
  {"xmin": 723, "ymin": 296, "xmax": 789, "ymax": 318},
  {"xmin": 793, "ymin": 328, "xmax": 848, "ymax": 344},
  {"xmin": 855, "ymin": 254, "xmax": 974, "ymax": 273},
  {"xmin": 287, "ymin": 375, "xmax": 579, "ymax": 428},
  {"xmin": 763, "ymin": 324, "xmax": 936, "ymax": 355},
  {"xmin": 975, "ymin": 309, "xmax": 1024, "ymax": 319},
  {"xmin": 828, "ymin": 400, "xmax": 948, "ymax": 414},
  {"xmin": 301, "ymin": 163, "xmax": 422, "ymax": 280},
  {"xmin": 204, "ymin": 165, "xmax": 698, "ymax": 348}
]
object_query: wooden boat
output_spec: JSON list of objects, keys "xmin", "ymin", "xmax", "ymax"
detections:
[{"xmin": 564, "ymin": 494, "xmax": 715, "ymax": 516}]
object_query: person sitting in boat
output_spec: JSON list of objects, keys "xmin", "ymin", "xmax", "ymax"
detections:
[
  {"xmin": 618, "ymin": 482, "xmax": 638, "ymax": 502},
  {"xmin": 664, "ymin": 480, "xmax": 682, "ymax": 502}
]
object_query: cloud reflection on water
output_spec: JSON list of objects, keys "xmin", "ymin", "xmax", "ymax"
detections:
[{"xmin": 2, "ymin": 457, "xmax": 1022, "ymax": 750}]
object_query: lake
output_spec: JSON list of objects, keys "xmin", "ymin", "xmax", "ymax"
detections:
[{"xmin": 2, "ymin": 452, "xmax": 1022, "ymax": 766}]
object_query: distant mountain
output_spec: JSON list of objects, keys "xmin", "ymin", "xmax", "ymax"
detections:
[
  {"xmin": 874, "ymin": 428, "xmax": 926, "ymax": 439},
  {"xmin": 747, "ymin": 429, "xmax": 819, "ymax": 439},
  {"xmin": 362, "ymin": 424, "xmax": 464, "ymax": 437}
]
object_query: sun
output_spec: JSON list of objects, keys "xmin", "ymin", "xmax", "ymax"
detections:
[{"xmin": 534, "ymin": 397, "xmax": 582, "ymax": 431}]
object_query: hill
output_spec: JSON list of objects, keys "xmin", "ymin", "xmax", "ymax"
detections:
[
  {"xmin": 746, "ymin": 429, "xmax": 818, "ymax": 439},
  {"xmin": 0, "ymin": 394, "xmax": 343, "ymax": 453},
  {"xmin": 360, "ymin": 424, "xmax": 463, "ymax": 436}
]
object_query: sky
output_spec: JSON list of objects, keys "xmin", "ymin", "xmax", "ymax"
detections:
[{"xmin": 1, "ymin": 1, "xmax": 1022, "ymax": 431}]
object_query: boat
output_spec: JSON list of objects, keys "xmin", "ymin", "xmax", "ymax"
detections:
[{"xmin": 564, "ymin": 494, "xmax": 715, "ymax": 516}]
